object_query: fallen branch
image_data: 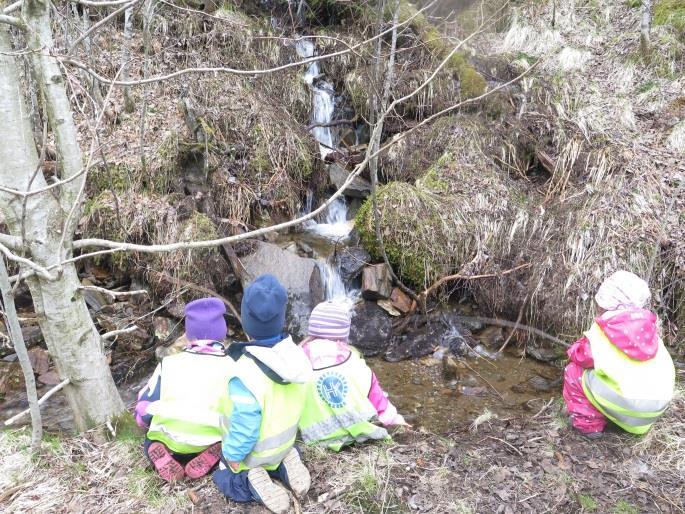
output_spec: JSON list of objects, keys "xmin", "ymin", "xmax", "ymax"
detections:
[
  {"xmin": 78, "ymin": 285, "xmax": 148, "ymax": 298},
  {"xmin": 420, "ymin": 263, "xmax": 530, "ymax": 303},
  {"xmin": 2, "ymin": 1, "xmax": 22, "ymax": 14},
  {"xmin": 458, "ymin": 316, "xmax": 570, "ymax": 348},
  {"xmin": 101, "ymin": 325, "xmax": 138, "ymax": 340},
  {"xmin": 4, "ymin": 379, "xmax": 70, "ymax": 427}
]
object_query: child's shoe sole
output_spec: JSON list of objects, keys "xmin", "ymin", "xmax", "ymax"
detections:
[
  {"xmin": 281, "ymin": 448, "xmax": 311, "ymax": 498},
  {"xmin": 185, "ymin": 442, "xmax": 222, "ymax": 479},
  {"xmin": 247, "ymin": 467, "xmax": 290, "ymax": 514},
  {"xmin": 148, "ymin": 442, "xmax": 185, "ymax": 482}
]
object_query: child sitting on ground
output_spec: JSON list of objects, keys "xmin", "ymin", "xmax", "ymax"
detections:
[
  {"xmin": 136, "ymin": 297, "xmax": 231, "ymax": 481},
  {"xmin": 212, "ymin": 274, "xmax": 313, "ymax": 514},
  {"xmin": 298, "ymin": 301, "xmax": 408, "ymax": 451},
  {"xmin": 563, "ymin": 270, "xmax": 675, "ymax": 437}
]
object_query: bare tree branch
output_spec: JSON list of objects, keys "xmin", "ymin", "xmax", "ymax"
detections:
[
  {"xmin": 0, "ymin": 233, "xmax": 22, "ymax": 249},
  {"xmin": 56, "ymin": 2, "xmax": 434, "ymax": 86},
  {"xmin": 0, "ymin": 242, "xmax": 54, "ymax": 279},
  {"xmin": 3, "ymin": 379, "xmax": 70, "ymax": 427},
  {"xmin": 2, "ymin": 1, "xmax": 22, "ymax": 14},
  {"xmin": 67, "ymin": 0, "xmax": 140, "ymax": 53},
  {"xmin": 0, "ymin": 13, "xmax": 26, "ymax": 30},
  {"xmin": 101, "ymin": 325, "xmax": 139, "ymax": 340}
]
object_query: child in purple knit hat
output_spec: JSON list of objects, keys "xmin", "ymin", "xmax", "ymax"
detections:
[{"xmin": 135, "ymin": 297, "xmax": 233, "ymax": 482}]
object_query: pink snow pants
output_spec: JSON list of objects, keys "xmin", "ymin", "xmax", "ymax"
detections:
[{"xmin": 562, "ymin": 363, "xmax": 607, "ymax": 434}]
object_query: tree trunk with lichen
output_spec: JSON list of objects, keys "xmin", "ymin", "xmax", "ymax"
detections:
[{"xmin": 0, "ymin": 3, "xmax": 124, "ymax": 433}]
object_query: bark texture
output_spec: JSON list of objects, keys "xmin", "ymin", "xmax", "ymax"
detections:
[{"xmin": 0, "ymin": 12, "xmax": 124, "ymax": 432}]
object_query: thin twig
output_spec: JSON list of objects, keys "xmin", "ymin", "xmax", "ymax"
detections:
[
  {"xmin": 498, "ymin": 295, "xmax": 527, "ymax": 353},
  {"xmin": 67, "ymin": 0, "xmax": 141, "ymax": 53},
  {"xmin": 462, "ymin": 359, "xmax": 505, "ymax": 401},
  {"xmin": 4, "ymin": 379, "xmax": 70, "ymax": 427},
  {"xmin": 458, "ymin": 316, "xmax": 570, "ymax": 348}
]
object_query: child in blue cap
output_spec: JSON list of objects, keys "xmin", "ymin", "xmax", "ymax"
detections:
[{"xmin": 213, "ymin": 274, "xmax": 313, "ymax": 514}]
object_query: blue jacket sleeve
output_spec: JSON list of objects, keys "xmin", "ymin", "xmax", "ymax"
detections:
[{"xmin": 222, "ymin": 377, "xmax": 262, "ymax": 463}]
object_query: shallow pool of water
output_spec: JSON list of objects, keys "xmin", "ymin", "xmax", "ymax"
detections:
[{"xmin": 369, "ymin": 352, "xmax": 561, "ymax": 433}]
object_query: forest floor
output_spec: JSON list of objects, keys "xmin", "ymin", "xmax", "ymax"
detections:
[{"xmin": 1, "ymin": 386, "xmax": 683, "ymax": 513}]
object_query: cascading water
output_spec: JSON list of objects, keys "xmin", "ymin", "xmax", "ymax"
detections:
[{"xmin": 295, "ymin": 38, "xmax": 357, "ymax": 303}]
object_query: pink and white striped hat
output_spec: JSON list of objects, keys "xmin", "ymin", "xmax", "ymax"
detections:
[{"xmin": 308, "ymin": 301, "xmax": 352, "ymax": 341}]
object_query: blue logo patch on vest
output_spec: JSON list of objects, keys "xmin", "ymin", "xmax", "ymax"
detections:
[{"xmin": 316, "ymin": 372, "xmax": 348, "ymax": 409}]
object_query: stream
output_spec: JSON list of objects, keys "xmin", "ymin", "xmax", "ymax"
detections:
[{"xmin": 0, "ymin": 36, "xmax": 562, "ymax": 436}]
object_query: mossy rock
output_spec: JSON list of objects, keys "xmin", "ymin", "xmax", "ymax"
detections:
[{"xmin": 354, "ymin": 182, "xmax": 464, "ymax": 286}]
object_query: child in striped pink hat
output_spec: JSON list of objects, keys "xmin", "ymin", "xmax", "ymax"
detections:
[{"xmin": 298, "ymin": 301, "xmax": 407, "ymax": 450}]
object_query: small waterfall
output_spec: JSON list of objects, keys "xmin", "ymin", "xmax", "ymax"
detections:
[
  {"xmin": 294, "ymin": 37, "xmax": 357, "ymax": 303},
  {"xmin": 295, "ymin": 39, "xmax": 337, "ymax": 158}
]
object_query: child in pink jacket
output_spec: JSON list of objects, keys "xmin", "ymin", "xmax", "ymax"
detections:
[
  {"xmin": 298, "ymin": 301, "xmax": 407, "ymax": 449},
  {"xmin": 563, "ymin": 270, "xmax": 675, "ymax": 436}
]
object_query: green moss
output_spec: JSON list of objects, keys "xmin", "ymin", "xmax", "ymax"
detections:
[
  {"xmin": 577, "ymin": 494, "xmax": 597, "ymax": 512},
  {"xmin": 458, "ymin": 65, "xmax": 487, "ymax": 99},
  {"xmin": 89, "ymin": 163, "xmax": 136, "ymax": 194},
  {"xmin": 612, "ymin": 500, "xmax": 639, "ymax": 514},
  {"xmin": 654, "ymin": 0, "xmax": 685, "ymax": 38},
  {"xmin": 354, "ymin": 182, "xmax": 458, "ymax": 285},
  {"xmin": 110, "ymin": 411, "xmax": 143, "ymax": 443},
  {"xmin": 416, "ymin": 160, "xmax": 450, "ymax": 193}
]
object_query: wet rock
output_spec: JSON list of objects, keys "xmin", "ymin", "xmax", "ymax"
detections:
[
  {"xmin": 390, "ymin": 287, "xmax": 413, "ymax": 314},
  {"xmin": 0, "ymin": 361, "xmax": 24, "ymax": 396},
  {"xmin": 377, "ymin": 299, "xmax": 401, "ymax": 317},
  {"xmin": 442, "ymin": 354, "xmax": 463, "ymax": 381},
  {"xmin": 459, "ymin": 386, "xmax": 488, "ymax": 396},
  {"xmin": 477, "ymin": 326, "xmax": 505, "ymax": 349},
  {"xmin": 241, "ymin": 241, "xmax": 324, "ymax": 339},
  {"xmin": 328, "ymin": 162, "xmax": 371, "ymax": 198},
  {"xmin": 386, "ymin": 311, "xmax": 476, "ymax": 361},
  {"xmin": 38, "ymin": 370, "xmax": 61, "ymax": 386},
  {"xmin": 512, "ymin": 375, "xmax": 562, "ymax": 394},
  {"xmin": 152, "ymin": 316, "xmax": 183, "ymax": 344},
  {"xmin": 526, "ymin": 345, "xmax": 565, "ymax": 363},
  {"xmin": 348, "ymin": 300, "xmax": 393, "ymax": 356},
  {"xmin": 335, "ymin": 246, "xmax": 370, "ymax": 282},
  {"xmin": 28, "ymin": 348, "xmax": 50, "ymax": 376},
  {"xmin": 361, "ymin": 264, "xmax": 392, "ymax": 300}
]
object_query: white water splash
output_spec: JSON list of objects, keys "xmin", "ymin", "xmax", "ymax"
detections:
[{"xmin": 295, "ymin": 39, "xmax": 337, "ymax": 158}]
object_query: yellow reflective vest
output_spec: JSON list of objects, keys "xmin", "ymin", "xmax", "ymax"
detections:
[
  {"xmin": 299, "ymin": 348, "xmax": 389, "ymax": 451},
  {"xmin": 230, "ymin": 355, "xmax": 307, "ymax": 471},
  {"xmin": 146, "ymin": 350, "xmax": 234, "ymax": 454},
  {"xmin": 581, "ymin": 322, "xmax": 675, "ymax": 435}
]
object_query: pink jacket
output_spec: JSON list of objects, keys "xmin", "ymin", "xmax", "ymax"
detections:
[
  {"xmin": 300, "ymin": 338, "xmax": 403, "ymax": 426},
  {"xmin": 567, "ymin": 308, "xmax": 659, "ymax": 368}
]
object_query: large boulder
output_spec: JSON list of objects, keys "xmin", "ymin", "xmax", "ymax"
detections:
[
  {"xmin": 328, "ymin": 162, "xmax": 371, "ymax": 198},
  {"xmin": 335, "ymin": 246, "xmax": 370, "ymax": 282},
  {"xmin": 240, "ymin": 241, "xmax": 325, "ymax": 340},
  {"xmin": 348, "ymin": 300, "xmax": 393, "ymax": 356}
]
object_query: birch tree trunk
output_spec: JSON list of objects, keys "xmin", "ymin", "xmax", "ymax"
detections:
[
  {"xmin": 640, "ymin": 0, "xmax": 652, "ymax": 57},
  {"xmin": 0, "ymin": 8, "xmax": 124, "ymax": 432}
]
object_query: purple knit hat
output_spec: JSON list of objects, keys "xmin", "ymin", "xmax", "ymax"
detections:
[
  {"xmin": 308, "ymin": 301, "xmax": 351, "ymax": 341},
  {"xmin": 184, "ymin": 298, "xmax": 227, "ymax": 342}
]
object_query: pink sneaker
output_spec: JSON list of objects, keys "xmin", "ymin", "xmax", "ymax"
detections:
[
  {"xmin": 185, "ymin": 443, "xmax": 222, "ymax": 479},
  {"xmin": 148, "ymin": 442, "xmax": 185, "ymax": 482}
]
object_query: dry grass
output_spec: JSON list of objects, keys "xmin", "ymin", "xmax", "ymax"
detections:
[{"xmin": 0, "ymin": 429, "xmax": 191, "ymax": 513}]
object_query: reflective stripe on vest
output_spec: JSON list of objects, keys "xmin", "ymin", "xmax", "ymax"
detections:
[
  {"xmin": 147, "ymin": 351, "xmax": 234, "ymax": 454},
  {"xmin": 298, "ymin": 349, "xmax": 389, "ymax": 449},
  {"xmin": 582, "ymin": 322, "xmax": 675, "ymax": 435},
  {"xmin": 231, "ymin": 356, "xmax": 307, "ymax": 471},
  {"xmin": 582, "ymin": 371, "xmax": 666, "ymax": 432}
]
